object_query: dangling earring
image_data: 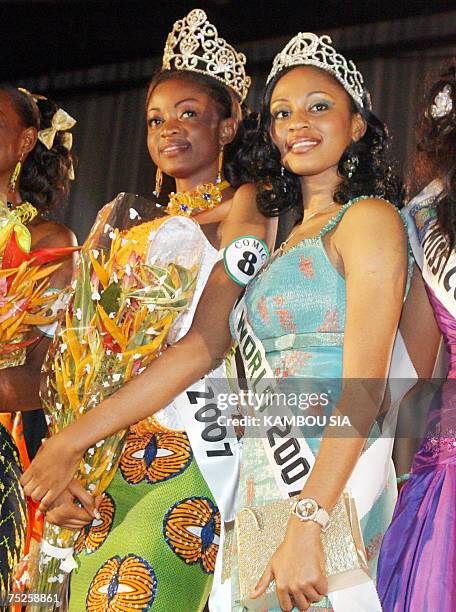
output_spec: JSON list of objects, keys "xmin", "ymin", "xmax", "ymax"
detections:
[
  {"xmin": 344, "ymin": 155, "xmax": 359, "ymax": 179},
  {"xmin": 280, "ymin": 165, "xmax": 287, "ymax": 192},
  {"xmin": 153, "ymin": 167, "xmax": 163, "ymax": 197},
  {"xmin": 8, "ymin": 159, "xmax": 22, "ymax": 193},
  {"xmin": 216, "ymin": 148, "xmax": 224, "ymax": 184}
]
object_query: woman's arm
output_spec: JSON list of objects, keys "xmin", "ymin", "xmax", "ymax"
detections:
[
  {"xmin": 21, "ymin": 184, "xmax": 275, "ymax": 507},
  {"xmin": 253, "ymin": 199, "xmax": 409, "ymax": 610},
  {"xmin": 0, "ymin": 222, "xmax": 77, "ymax": 412},
  {"xmin": 399, "ymin": 262, "xmax": 441, "ymax": 378}
]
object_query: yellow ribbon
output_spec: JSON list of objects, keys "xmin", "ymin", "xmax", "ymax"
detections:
[{"xmin": 38, "ymin": 108, "xmax": 76, "ymax": 151}]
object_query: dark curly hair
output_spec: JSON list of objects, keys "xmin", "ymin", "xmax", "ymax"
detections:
[
  {"xmin": 243, "ymin": 66, "xmax": 402, "ymax": 221},
  {"xmin": 1, "ymin": 86, "xmax": 75, "ymax": 217},
  {"xmin": 412, "ymin": 63, "xmax": 456, "ymax": 254},
  {"xmin": 146, "ymin": 69, "xmax": 256, "ymax": 193}
]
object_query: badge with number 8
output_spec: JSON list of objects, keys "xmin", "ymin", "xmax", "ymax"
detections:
[{"xmin": 223, "ymin": 235, "xmax": 270, "ymax": 286}]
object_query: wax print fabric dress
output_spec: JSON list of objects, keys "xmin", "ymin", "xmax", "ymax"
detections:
[
  {"xmin": 377, "ymin": 182, "xmax": 456, "ymax": 611},
  {"xmin": 0, "ymin": 424, "xmax": 27, "ymax": 608},
  {"xmin": 229, "ymin": 198, "xmax": 407, "ymax": 611},
  {"xmin": 69, "ymin": 213, "xmax": 221, "ymax": 612}
]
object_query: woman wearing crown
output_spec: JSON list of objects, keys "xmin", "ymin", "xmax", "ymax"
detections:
[
  {"xmin": 21, "ymin": 28, "xmax": 410, "ymax": 612},
  {"xmin": 219, "ymin": 35, "xmax": 412, "ymax": 611},
  {"xmin": 21, "ymin": 10, "xmax": 272, "ymax": 612}
]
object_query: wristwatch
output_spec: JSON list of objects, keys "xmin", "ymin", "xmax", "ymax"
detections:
[{"xmin": 291, "ymin": 498, "xmax": 330, "ymax": 532}]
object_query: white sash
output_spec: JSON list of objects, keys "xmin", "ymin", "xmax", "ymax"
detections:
[
  {"xmin": 405, "ymin": 180, "xmax": 456, "ymax": 317},
  {"xmin": 146, "ymin": 217, "xmax": 241, "ymax": 523},
  {"xmin": 231, "ymin": 295, "xmax": 416, "ymax": 611},
  {"xmin": 173, "ymin": 366, "xmax": 241, "ymax": 522}
]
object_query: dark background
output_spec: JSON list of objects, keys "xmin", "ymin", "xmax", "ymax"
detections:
[
  {"xmin": 2, "ymin": 0, "xmax": 456, "ymax": 240},
  {"xmin": 2, "ymin": 0, "xmax": 455, "ymax": 83}
]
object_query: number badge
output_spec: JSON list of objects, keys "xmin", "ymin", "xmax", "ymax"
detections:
[{"xmin": 223, "ymin": 235, "xmax": 270, "ymax": 286}]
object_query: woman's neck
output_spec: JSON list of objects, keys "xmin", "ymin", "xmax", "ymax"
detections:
[
  {"xmin": 0, "ymin": 175, "xmax": 22, "ymax": 206},
  {"xmin": 174, "ymin": 161, "xmax": 220, "ymax": 193},
  {"xmin": 299, "ymin": 167, "xmax": 341, "ymax": 215}
]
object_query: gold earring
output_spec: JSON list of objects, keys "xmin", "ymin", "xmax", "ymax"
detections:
[
  {"xmin": 216, "ymin": 148, "xmax": 224, "ymax": 184},
  {"xmin": 153, "ymin": 167, "xmax": 163, "ymax": 197},
  {"xmin": 8, "ymin": 160, "xmax": 22, "ymax": 193}
]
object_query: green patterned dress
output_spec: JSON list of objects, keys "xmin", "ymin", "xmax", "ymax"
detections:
[{"xmin": 68, "ymin": 219, "xmax": 220, "ymax": 612}]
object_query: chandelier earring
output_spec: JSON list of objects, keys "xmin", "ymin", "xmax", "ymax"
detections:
[
  {"xmin": 344, "ymin": 154, "xmax": 359, "ymax": 179},
  {"xmin": 8, "ymin": 157, "xmax": 23, "ymax": 193},
  {"xmin": 153, "ymin": 167, "xmax": 163, "ymax": 197}
]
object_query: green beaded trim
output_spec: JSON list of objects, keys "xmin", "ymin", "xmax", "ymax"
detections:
[
  {"xmin": 282, "ymin": 195, "xmax": 377, "ymax": 251},
  {"xmin": 286, "ymin": 195, "xmax": 414, "ymax": 292},
  {"xmin": 396, "ymin": 472, "xmax": 410, "ymax": 485},
  {"xmin": 318, "ymin": 194, "xmax": 374, "ymax": 238}
]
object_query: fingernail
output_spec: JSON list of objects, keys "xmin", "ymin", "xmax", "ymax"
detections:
[{"xmin": 35, "ymin": 510, "xmax": 42, "ymax": 518}]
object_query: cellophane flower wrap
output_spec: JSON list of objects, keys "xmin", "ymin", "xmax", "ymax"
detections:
[
  {"xmin": 28, "ymin": 193, "xmax": 208, "ymax": 610},
  {"xmin": 0, "ymin": 196, "xmax": 77, "ymax": 370}
]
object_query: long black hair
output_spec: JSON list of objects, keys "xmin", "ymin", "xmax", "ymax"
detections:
[
  {"xmin": 412, "ymin": 63, "xmax": 456, "ymax": 254},
  {"xmin": 146, "ymin": 69, "xmax": 256, "ymax": 191},
  {"xmin": 1, "ymin": 86, "xmax": 75, "ymax": 218},
  {"xmin": 242, "ymin": 66, "xmax": 402, "ymax": 221}
]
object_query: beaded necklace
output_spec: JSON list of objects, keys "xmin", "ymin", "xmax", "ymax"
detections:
[{"xmin": 6, "ymin": 201, "xmax": 38, "ymax": 224}]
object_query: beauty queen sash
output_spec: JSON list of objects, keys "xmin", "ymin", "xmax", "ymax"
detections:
[
  {"xmin": 145, "ymin": 217, "xmax": 242, "ymax": 523},
  {"xmin": 230, "ymin": 293, "xmax": 416, "ymax": 612},
  {"xmin": 404, "ymin": 180, "xmax": 456, "ymax": 315}
]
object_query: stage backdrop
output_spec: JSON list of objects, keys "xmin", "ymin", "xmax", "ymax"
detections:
[
  {"xmin": 8, "ymin": 9, "xmax": 456, "ymax": 243},
  {"xmin": 4, "ymin": 9, "xmax": 456, "ymax": 472}
]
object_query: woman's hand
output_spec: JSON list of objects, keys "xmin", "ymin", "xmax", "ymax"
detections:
[
  {"xmin": 44, "ymin": 480, "xmax": 102, "ymax": 530},
  {"xmin": 20, "ymin": 432, "xmax": 83, "ymax": 512},
  {"xmin": 252, "ymin": 518, "xmax": 327, "ymax": 611}
]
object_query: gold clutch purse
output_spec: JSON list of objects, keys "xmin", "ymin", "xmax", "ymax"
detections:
[{"xmin": 234, "ymin": 491, "xmax": 370, "ymax": 611}]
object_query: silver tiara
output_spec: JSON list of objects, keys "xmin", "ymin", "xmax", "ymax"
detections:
[
  {"xmin": 162, "ymin": 9, "xmax": 251, "ymax": 103},
  {"xmin": 267, "ymin": 33, "xmax": 365, "ymax": 108}
]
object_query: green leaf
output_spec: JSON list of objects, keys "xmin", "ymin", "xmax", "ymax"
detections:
[
  {"xmin": 72, "ymin": 252, "xmax": 95, "ymax": 341},
  {"xmin": 100, "ymin": 282, "xmax": 121, "ymax": 315}
]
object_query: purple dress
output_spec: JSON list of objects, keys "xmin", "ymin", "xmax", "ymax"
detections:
[{"xmin": 377, "ymin": 287, "xmax": 456, "ymax": 609}]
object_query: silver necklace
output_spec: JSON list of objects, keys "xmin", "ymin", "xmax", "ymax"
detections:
[{"xmin": 278, "ymin": 201, "xmax": 338, "ymax": 256}]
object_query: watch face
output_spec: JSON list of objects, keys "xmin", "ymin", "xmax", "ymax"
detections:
[{"xmin": 297, "ymin": 498, "xmax": 318, "ymax": 519}]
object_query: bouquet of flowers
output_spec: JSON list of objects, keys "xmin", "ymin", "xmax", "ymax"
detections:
[
  {"xmin": 0, "ymin": 196, "xmax": 77, "ymax": 369},
  {"xmin": 27, "ymin": 193, "xmax": 207, "ymax": 610}
]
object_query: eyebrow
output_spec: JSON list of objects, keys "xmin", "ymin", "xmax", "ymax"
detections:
[
  {"xmin": 271, "ymin": 90, "xmax": 334, "ymax": 104},
  {"xmin": 147, "ymin": 97, "xmax": 200, "ymax": 112}
]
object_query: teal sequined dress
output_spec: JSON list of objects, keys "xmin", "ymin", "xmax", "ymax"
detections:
[{"xmin": 229, "ymin": 197, "xmax": 405, "ymax": 611}]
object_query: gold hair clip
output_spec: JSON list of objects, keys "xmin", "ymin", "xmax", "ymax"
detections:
[{"xmin": 17, "ymin": 87, "xmax": 47, "ymax": 102}]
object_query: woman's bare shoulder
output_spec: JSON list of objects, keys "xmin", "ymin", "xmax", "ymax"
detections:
[{"xmin": 32, "ymin": 219, "xmax": 77, "ymax": 249}]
